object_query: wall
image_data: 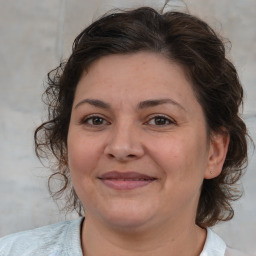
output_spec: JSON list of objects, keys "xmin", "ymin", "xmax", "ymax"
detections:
[{"xmin": 0, "ymin": 0, "xmax": 255, "ymax": 254}]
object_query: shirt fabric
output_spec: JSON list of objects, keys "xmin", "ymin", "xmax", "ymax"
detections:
[{"xmin": 0, "ymin": 218, "xmax": 248, "ymax": 256}]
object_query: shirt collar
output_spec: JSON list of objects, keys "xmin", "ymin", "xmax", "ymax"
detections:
[{"xmin": 200, "ymin": 228, "xmax": 226, "ymax": 256}]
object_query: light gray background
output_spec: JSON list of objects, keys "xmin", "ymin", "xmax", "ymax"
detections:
[{"xmin": 0, "ymin": 0, "xmax": 255, "ymax": 255}]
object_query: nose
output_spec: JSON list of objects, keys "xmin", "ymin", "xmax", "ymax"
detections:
[{"xmin": 104, "ymin": 123, "xmax": 144, "ymax": 162}]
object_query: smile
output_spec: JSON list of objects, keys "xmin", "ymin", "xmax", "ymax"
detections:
[{"xmin": 98, "ymin": 171, "xmax": 157, "ymax": 190}]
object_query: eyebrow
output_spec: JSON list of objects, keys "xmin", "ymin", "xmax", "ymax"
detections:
[
  {"xmin": 74, "ymin": 99, "xmax": 111, "ymax": 110},
  {"xmin": 74, "ymin": 98, "xmax": 186, "ymax": 111},
  {"xmin": 138, "ymin": 98, "xmax": 186, "ymax": 111}
]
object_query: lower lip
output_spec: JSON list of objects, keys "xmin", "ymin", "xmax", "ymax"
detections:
[{"xmin": 99, "ymin": 179, "xmax": 155, "ymax": 190}]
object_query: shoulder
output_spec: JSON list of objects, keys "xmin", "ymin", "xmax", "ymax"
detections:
[{"xmin": 0, "ymin": 218, "xmax": 84, "ymax": 256}]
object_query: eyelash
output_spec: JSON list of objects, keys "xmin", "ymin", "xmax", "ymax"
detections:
[
  {"xmin": 145, "ymin": 115, "xmax": 176, "ymax": 126},
  {"xmin": 80, "ymin": 114, "xmax": 110, "ymax": 126},
  {"xmin": 80, "ymin": 114, "xmax": 176, "ymax": 127}
]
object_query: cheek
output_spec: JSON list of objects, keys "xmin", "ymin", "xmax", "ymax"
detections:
[
  {"xmin": 67, "ymin": 133, "xmax": 104, "ymax": 205},
  {"xmin": 149, "ymin": 135, "xmax": 189, "ymax": 165},
  {"xmin": 67, "ymin": 132, "xmax": 102, "ymax": 177},
  {"xmin": 148, "ymin": 134, "xmax": 207, "ymax": 181}
]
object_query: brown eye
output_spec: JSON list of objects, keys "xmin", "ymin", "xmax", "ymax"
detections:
[
  {"xmin": 82, "ymin": 115, "xmax": 109, "ymax": 126},
  {"xmin": 147, "ymin": 115, "xmax": 174, "ymax": 126},
  {"xmin": 91, "ymin": 117, "xmax": 105, "ymax": 125},
  {"xmin": 154, "ymin": 117, "xmax": 170, "ymax": 125}
]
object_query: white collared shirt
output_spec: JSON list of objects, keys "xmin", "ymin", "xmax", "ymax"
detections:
[{"xmin": 201, "ymin": 228, "xmax": 249, "ymax": 256}]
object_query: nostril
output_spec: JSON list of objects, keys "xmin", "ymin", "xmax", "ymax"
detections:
[
  {"xmin": 106, "ymin": 153, "xmax": 137, "ymax": 161},
  {"xmin": 128, "ymin": 154, "xmax": 136, "ymax": 158}
]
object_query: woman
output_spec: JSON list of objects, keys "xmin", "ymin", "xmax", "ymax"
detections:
[{"xmin": 0, "ymin": 6, "xmax": 250, "ymax": 256}]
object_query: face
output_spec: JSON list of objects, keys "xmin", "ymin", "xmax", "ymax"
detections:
[{"xmin": 67, "ymin": 52, "xmax": 217, "ymax": 231}]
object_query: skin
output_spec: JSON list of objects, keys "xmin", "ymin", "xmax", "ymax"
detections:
[{"xmin": 67, "ymin": 52, "xmax": 229, "ymax": 256}]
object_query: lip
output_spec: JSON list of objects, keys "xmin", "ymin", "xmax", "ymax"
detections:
[{"xmin": 98, "ymin": 171, "xmax": 157, "ymax": 190}]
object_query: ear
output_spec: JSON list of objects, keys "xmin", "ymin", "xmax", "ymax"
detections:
[{"xmin": 204, "ymin": 130, "xmax": 230, "ymax": 179}]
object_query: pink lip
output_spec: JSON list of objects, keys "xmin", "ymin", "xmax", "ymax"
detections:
[{"xmin": 98, "ymin": 171, "xmax": 157, "ymax": 190}]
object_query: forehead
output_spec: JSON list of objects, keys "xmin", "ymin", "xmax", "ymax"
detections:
[{"xmin": 75, "ymin": 52, "xmax": 196, "ymax": 103}]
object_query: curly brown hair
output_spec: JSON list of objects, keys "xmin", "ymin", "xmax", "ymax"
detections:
[{"xmin": 35, "ymin": 6, "xmax": 250, "ymax": 227}]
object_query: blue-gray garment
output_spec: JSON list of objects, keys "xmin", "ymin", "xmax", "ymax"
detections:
[{"xmin": 0, "ymin": 218, "xmax": 83, "ymax": 256}]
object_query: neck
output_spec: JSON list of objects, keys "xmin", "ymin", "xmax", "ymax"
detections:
[{"xmin": 81, "ymin": 215, "xmax": 206, "ymax": 256}]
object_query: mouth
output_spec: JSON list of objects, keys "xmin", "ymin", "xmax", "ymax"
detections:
[{"xmin": 98, "ymin": 171, "xmax": 157, "ymax": 190}]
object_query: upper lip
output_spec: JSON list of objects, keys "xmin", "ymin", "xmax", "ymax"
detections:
[{"xmin": 98, "ymin": 171, "xmax": 157, "ymax": 180}]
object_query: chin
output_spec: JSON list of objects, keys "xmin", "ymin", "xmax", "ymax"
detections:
[
  {"xmin": 97, "ymin": 202, "xmax": 155, "ymax": 231},
  {"xmin": 105, "ymin": 216, "xmax": 152, "ymax": 232}
]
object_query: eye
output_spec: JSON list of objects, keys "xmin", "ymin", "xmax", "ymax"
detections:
[
  {"xmin": 146, "ymin": 115, "xmax": 175, "ymax": 126},
  {"xmin": 81, "ymin": 115, "xmax": 110, "ymax": 126}
]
